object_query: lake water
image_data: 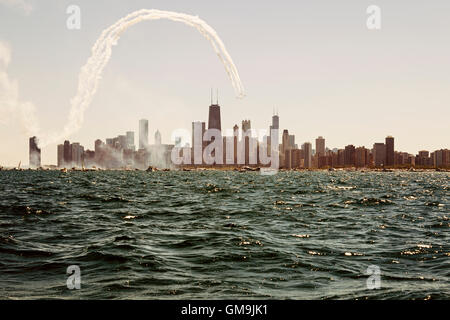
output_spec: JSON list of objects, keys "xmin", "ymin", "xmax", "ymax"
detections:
[{"xmin": 0, "ymin": 170, "xmax": 448, "ymax": 299}]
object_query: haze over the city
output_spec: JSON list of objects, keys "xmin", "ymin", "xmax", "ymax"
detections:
[{"xmin": 1, "ymin": 0, "xmax": 449, "ymax": 166}]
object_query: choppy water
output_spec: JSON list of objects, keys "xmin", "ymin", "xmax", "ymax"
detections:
[{"xmin": 0, "ymin": 170, "xmax": 448, "ymax": 299}]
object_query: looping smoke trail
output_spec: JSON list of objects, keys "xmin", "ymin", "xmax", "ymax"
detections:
[{"xmin": 38, "ymin": 9, "xmax": 245, "ymax": 147}]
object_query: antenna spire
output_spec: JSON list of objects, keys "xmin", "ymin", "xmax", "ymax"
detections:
[
  {"xmin": 216, "ymin": 89, "xmax": 219, "ymax": 105},
  {"xmin": 210, "ymin": 88, "xmax": 213, "ymax": 105}
]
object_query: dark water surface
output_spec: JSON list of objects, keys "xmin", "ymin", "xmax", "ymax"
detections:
[{"xmin": 0, "ymin": 170, "xmax": 448, "ymax": 299}]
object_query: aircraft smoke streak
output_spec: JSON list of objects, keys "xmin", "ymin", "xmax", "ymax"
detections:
[
  {"xmin": 0, "ymin": 41, "xmax": 40, "ymax": 137},
  {"xmin": 38, "ymin": 9, "xmax": 245, "ymax": 147}
]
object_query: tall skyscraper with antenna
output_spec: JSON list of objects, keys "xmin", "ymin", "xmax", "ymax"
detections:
[
  {"xmin": 208, "ymin": 89, "xmax": 221, "ymax": 132},
  {"xmin": 269, "ymin": 108, "xmax": 280, "ymax": 147},
  {"xmin": 270, "ymin": 109, "xmax": 279, "ymax": 132}
]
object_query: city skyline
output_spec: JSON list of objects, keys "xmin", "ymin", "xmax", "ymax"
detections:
[
  {"xmin": 24, "ymin": 97, "xmax": 450, "ymax": 169},
  {"xmin": 1, "ymin": 1, "xmax": 450, "ymax": 166}
]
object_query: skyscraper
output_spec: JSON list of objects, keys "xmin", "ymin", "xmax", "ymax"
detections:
[
  {"xmin": 208, "ymin": 103, "xmax": 221, "ymax": 132},
  {"xmin": 94, "ymin": 139, "xmax": 104, "ymax": 165},
  {"xmin": 282, "ymin": 130, "xmax": 290, "ymax": 154},
  {"xmin": 289, "ymin": 135, "xmax": 296, "ymax": 149},
  {"xmin": 270, "ymin": 111, "xmax": 279, "ymax": 140},
  {"xmin": 29, "ymin": 136, "xmax": 41, "ymax": 168},
  {"xmin": 207, "ymin": 95, "xmax": 222, "ymax": 165},
  {"xmin": 271, "ymin": 113, "xmax": 279, "ymax": 131},
  {"xmin": 63, "ymin": 140, "xmax": 72, "ymax": 166},
  {"xmin": 267, "ymin": 112, "xmax": 279, "ymax": 157},
  {"xmin": 302, "ymin": 142, "xmax": 312, "ymax": 168},
  {"xmin": 242, "ymin": 120, "xmax": 251, "ymax": 165},
  {"xmin": 315, "ymin": 136, "xmax": 325, "ymax": 157},
  {"xmin": 241, "ymin": 120, "xmax": 251, "ymax": 135},
  {"xmin": 155, "ymin": 130, "xmax": 162, "ymax": 145},
  {"xmin": 344, "ymin": 145, "xmax": 356, "ymax": 167},
  {"xmin": 385, "ymin": 136, "xmax": 395, "ymax": 167},
  {"xmin": 71, "ymin": 142, "xmax": 82, "ymax": 167},
  {"xmin": 233, "ymin": 124, "xmax": 239, "ymax": 165},
  {"xmin": 126, "ymin": 131, "xmax": 135, "ymax": 151},
  {"xmin": 57, "ymin": 144, "xmax": 64, "ymax": 168},
  {"xmin": 355, "ymin": 147, "xmax": 368, "ymax": 168},
  {"xmin": 118, "ymin": 135, "xmax": 127, "ymax": 150},
  {"xmin": 373, "ymin": 143, "xmax": 386, "ymax": 167},
  {"xmin": 139, "ymin": 119, "xmax": 149, "ymax": 150}
]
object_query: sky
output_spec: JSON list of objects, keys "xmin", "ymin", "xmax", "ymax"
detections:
[{"xmin": 0, "ymin": 0, "xmax": 449, "ymax": 166}]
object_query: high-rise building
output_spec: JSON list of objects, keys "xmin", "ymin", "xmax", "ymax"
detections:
[
  {"xmin": 64, "ymin": 140, "xmax": 72, "ymax": 166},
  {"xmin": 155, "ymin": 130, "xmax": 161, "ymax": 145},
  {"xmin": 242, "ymin": 120, "xmax": 251, "ymax": 135},
  {"xmin": 442, "ymin": 149, "xmax": 450, "ymax": 167},
  {"xmin": 284, "ymin": 150, "xmax": 292, "ymax": 169},
  {"xmin": 355, "ymin": 147, "xmax": 368, "ymax": 168},
  {"xmin": 337, "ymin": 149, "xmax": 345, "ymax": 167},
  {"xmin": 344, "ymin": 145, "xmax": 356, "ymax": 167},
  {"xmin": 373, "ymin": 143, "xmax": 386, "ymax": 167},
  {"xmin": 29, "ymin": 136, "xmax": 41, "ymax": 168},
  {"xmin": 118, "ymin": 135, "xmax": 127, "ymax": 150},
  {"xmin": 385, "ymin": 136, "xmax": 395, "ymax": 167},
  {"xmin": 282, "ymin": 130, "xmax": 290, "ymax": 153},
  {"xmin": 126, "ymin": 131, "xmax": 135, "ymax": 150},
  {"xmin": 291, "ymin": 149, "xmax": 301, "ymax": 168},
  {"xmin": 57, "ymin": 144, "xmax": 64, "ymax": 168},
  {"xmin": 289, "ymin": 135, "xmax": 296, "ymax": 149},
  {"xmin": 207, "ymin": 97, "xmax": 222, "ymax": 165},
  {"xmin": 315, "ymin": 136, "xmax": 325, "ymax": 157},
  {"xmin": 241, "ymin": 120, "xmax": 252, "ymax": 165},
  {"xmin": 272, "ymin": 114, "xmax": 279, "ymax": 130},
  {"xmin": 418, "ymin": 150, "xmax": 429, "ymax": 158},
  {"xmin": 433, "ymin": 149, "xmax": 443, "ymax": 167},
  {"xmin": 318, "ymin": 154, "xmax": 331, "ymax": 168},
  {"xmin": 233, "ymin": 124, "xmax": 239, "ymax": 165},
  {"xmin": 268, "ymin": 112, "xmax": 279, "ymax": 156},
  {"xmin": 71, "ymin": 143, "xmax": 82, "ymax": 167},
  {"xmin": 302, "ymin": 142, "xmax": 312, "ymax": 168},
  {"xmin": 94, "ymin": 139, "xmax": 104, "ymax": 166},
  {"xmin": 139, "ymin": 119, "xmax": 149, "ymax": 150},
  {"xmin": 208, "ymin": 104, "xmax": 221, "ymax": 132},
  {"xmin": 270, "ymin": 112, "xmax": 279, "ymax": 137}
]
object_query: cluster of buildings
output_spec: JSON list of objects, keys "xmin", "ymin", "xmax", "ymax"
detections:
[
  {"xmin": 181, "ymin": 99, "xmax": 450, "ymax": 170},
  {"xmin": 27, "ymin": 96, "xmax": 449, "ymax": 169},
  {"xmin": 281, "ymin": 135, "xmax": 450, "ymax": 169},
  {"xmin": 53, "ymin": 120, "xmax": 174, "ymax": 169}
]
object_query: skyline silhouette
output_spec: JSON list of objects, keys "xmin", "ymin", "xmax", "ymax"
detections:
[{"xmin": 22, "ymin": 98, "xmax": 449, "ymax": 169}]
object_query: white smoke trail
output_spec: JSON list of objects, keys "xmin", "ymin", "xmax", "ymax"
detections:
[
  {"xmin": 0, "ymin": 41, "xmax": 40, "ymax": 137},
  {"xmin": 37, "ymin": 9, "xmax": 245, "ymax": 147}
]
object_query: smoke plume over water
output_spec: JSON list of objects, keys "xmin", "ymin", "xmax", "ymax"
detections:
[
  {"xmin": 0, "ymin": 41, "xmax": 40, "ymax": 137},
  {"xmin": 0, "ymin": 9, "xmax": 245, "ymax": 147}
]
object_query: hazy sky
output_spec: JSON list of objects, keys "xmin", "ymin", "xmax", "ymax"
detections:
[{"xmin": 0, "ymin": 0, "xmax": 449, "ymax": 166}]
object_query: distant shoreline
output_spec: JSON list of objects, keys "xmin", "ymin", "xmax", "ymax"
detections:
[{"xmin": 1, "ymin": 166, "xmax": 449, "ymax": 173}]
